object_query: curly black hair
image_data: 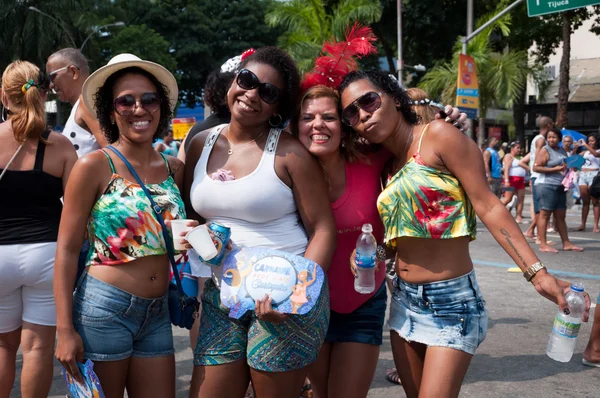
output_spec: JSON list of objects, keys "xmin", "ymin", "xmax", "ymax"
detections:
[
  {"xmin": 94, "ymin": 67, "xmax": 173, "ymax": 144},
  {"xmin": 204, "ymin": 70, "xmax": 234, "ymax": 115},
  {"xmin": 239, "ymin": 47, "xmax": 300, "ymax": 126},
  {"xmin": 339, "ymin": 70, "xmax": 418, "ymax": 126}
]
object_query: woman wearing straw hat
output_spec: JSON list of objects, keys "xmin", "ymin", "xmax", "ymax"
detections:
[{"xmin": 54, "ymin": 54, "xmax": 195, "ymax": 397}]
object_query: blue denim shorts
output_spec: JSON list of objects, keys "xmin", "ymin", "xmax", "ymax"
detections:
[
  {"xmin": 326, "ymin": 282, "xmax": 387, "ymax": 346},
  {"xmin": 73, "ymin": 273, "xmax": 174, "ymax": 361},
  {"xmin": 536, "ymin": 183, "xmax": 566, "ymax": 211},
  {"xmin": 388, "ymin": 270, "xmax": 487, "ymax": 355}
]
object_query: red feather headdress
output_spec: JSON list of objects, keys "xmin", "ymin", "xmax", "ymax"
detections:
[{"xmin": 301, "ymin": 23, "xmax": 378, "ymax": 92}]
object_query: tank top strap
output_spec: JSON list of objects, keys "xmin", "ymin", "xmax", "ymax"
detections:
[
  {"xmin": 33, "ymin": 130, "xmax": 50, "ymax": 171},
  {"xmin": 200, "ymin": 124, "xmax": 228, "ymax": 174},
  {"xmin": 158, "ymin": 152, "xmax": 172, "ymax": 175},
  {"xmin": 100, "ymin": 149, "xmax": 117, "ymax": 173},
  {"xmin": 416, "ymin": 123, "xmax": 431, "ymax": 155},
  {"xmin": 264, "ymin": 128, "xmax": 282, "ymax": 161}
]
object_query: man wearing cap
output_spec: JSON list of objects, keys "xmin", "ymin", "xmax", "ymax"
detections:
[{"xmin": 46, "ymin": 48, "xmax": 107, "ymax": 156}]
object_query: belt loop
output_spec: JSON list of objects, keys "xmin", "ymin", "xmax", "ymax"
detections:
[
  {"xmin": 417, "ymin": 284, "xmax": 424, "ymax": 300},
  {"xmin": 468, "ymin": 271, "xmax": 478, "ymax": 297}
]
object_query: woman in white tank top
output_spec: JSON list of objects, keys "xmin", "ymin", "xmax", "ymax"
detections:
[
  {"xmin": 502, "ymin": 142, "xmax": 529, "ymax": 223},
  {"xmin": 183, "ymin": 48, "xmax": 335, "ymax": 398},
  {"xmin": 576, "ymin": 133, "xmax": 599, "ymax": 232}
]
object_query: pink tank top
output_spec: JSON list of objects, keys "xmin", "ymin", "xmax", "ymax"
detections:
[{"xmin": 329, "ymin": 149, "xmax": 390, "ymax": 313}]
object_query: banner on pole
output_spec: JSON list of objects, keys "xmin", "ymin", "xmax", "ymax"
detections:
[{"xmin": 456, "ymin": 54, "xmax": 479, "ymax": 119}]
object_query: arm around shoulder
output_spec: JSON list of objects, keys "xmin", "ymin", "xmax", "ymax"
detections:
[{"xmin": 280, "ymin": 135, "xmax": 336, "ymax": 271}]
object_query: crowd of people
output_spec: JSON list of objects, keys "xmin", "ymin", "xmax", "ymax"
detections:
[
  {"xmin": 0, "ymin": 36, "xmax": 598, "ymax": 398},
  {"xmin": 483, "ymin": 117, "xmax": 599, "ymax": 254}
]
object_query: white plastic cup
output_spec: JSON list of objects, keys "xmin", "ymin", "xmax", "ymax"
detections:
[
  {"xmin": 171, "ymin": 220, "xmax": 194, "ymax": 250},
  {"xmin": 186, "ymin": 225, "xmax": 218, "ymax": 260}
]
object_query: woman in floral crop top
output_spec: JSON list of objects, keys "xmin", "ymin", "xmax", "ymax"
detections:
[{"xmin": 339, "ymin": 70, "xmax": 591, "ymax": 398}]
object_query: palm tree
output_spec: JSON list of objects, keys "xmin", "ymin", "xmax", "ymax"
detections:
[
  {"xmin": 265, "ymin": 0, "xmax": 382, "ymax": 73},
  {"xmin": 419, "ymin": 8, "xmax": 539, "ymax": 147}
]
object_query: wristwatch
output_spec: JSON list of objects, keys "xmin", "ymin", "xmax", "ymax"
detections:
[{"xmin": 523, "ymin": 261, "xmax": 546, "ymax": 282}]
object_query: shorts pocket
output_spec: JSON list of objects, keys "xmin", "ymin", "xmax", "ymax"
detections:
[
  {"xmin": 429, "ymin": 298, "xmax": 476, "ymax": 316},
  {"xmin": 73, "ymin": 295, "xmax": 127, "ymax": 326}
]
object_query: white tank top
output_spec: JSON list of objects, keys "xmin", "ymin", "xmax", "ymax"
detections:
[
  {"xmin": 582, "ymin": 150, "xmax": 600, "ymax": 170},
  {"xmin": 190, "ymin": 124, "xmax": 308, "ymax": 256},
  {"xmin": 509, "ymin": 157, "xmax": 526, "ymax": 177},
  {"xmin": 529, "ymin": 134, "xmax": 544, "ymax": 179},
  {"xmin": 63, "ymin": 100, "xmax": 99, "ymax": 157}
]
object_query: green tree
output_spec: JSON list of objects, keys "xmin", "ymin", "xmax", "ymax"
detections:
[
  {"xmin": 419, "ymin": 9, "xmax": 531, "ymax": 147},
  {"xmin": 104, "ymin": 25, "xmax": 177, "ymax": 72},
  {"xmin": 265, "ymin": 0, "xmax": 383, "ymax": 73}
]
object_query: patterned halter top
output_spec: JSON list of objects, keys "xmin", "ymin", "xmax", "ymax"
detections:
[
  {"xmin": 86, "ymin": 150, "xmax": 186, "ymax": 266},
  {"xmin": 377, "ymin": 124, "xmax": 477, "ymax": 248}
]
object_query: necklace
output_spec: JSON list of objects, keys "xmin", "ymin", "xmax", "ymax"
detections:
[{"xmin": 225, "ymin": 129, "xmax": 265, "ymax": 155}]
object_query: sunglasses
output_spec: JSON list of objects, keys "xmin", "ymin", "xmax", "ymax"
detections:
[
  {"xmin": 113, "ymin": 93, "xmax": 161, "ymax": 116},
  {"xmin": 236, "ymin": 69, "xmax": 280, "ymax": 105},
  {"xmin": 47, "ymin": 65, "xmax": 79, "ymax": 82},
  {"xmin": 341, "ymin": 91, "xmax": 383, "ymax": 127}
]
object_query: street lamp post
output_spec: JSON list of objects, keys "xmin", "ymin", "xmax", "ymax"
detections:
[
  {"xmin": 397, "ymin": 0, "xmax": 403, "ymax": 84},
  {"xmin": 80, "ymin": 22, "xmax": 125, "ymax": 52},
  {"xmin": 28, "ymin": 7, "xmax": 76, "ymax": 47}
]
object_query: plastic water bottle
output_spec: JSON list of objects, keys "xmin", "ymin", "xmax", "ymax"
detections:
[
  {"xmin": 354, "ymin": 224, "xmax": 377, "ymax": 294},
  {"xmin": 546, "ymin": 282, "xmax": 585, "ymax": 362}
]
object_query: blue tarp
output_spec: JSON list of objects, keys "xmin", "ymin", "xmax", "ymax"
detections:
[
  {"xmin": 175, "ymin": 104, "xmax": 205, "ymax": 121},
  {"xmin": 561, "ymin": 128, "xmax": 586, "ymax": 142}
]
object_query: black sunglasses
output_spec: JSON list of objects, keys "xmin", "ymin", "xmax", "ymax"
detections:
[
  {"xmin": 113, "ymin": 92, "xmax": 161, "ymax": 116},
  {"xmin": 341, "ymin": 91, "xmax": 383, "ymax": 127},
  {"xmin": 236, "ymin": 69, "xmax": 280, "ymax": 105}
]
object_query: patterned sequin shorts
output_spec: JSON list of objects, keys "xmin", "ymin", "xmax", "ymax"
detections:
[
  {"xmin": 194, "ymin": 278, "xmax": 330, "ymax": 372},
  {"xmin": 388, "ymin": 270, "xmax": 487, "ymax": 355}
]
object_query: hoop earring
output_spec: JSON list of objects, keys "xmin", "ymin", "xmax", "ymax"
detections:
[{"xmin": 269, "ymin": 113, "xmax": 283, "ymax": 127}]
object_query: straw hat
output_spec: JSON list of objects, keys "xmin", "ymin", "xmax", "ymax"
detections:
[{"xmin": 82, "ymin": 53, "xmax": 178, "ymax": 116}]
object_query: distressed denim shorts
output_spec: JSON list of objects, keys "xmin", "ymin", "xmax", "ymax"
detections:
[
  {"xmin": 73, "ymin": 273, "xmax": 174, "ymax": 361},
  {"xmin": 388, "ymin": 270, "xmax": 488, "ymax": 355}
]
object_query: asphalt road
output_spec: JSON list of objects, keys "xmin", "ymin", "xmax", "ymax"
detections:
[{"xmin": 11, "ymin": 194, "xmax": 600, "ymax": 397}]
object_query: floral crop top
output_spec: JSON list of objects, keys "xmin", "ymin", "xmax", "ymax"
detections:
[
  {"xmin": 86, "ymin": 150, "xmax": 186, "ymax": 266},
  {"xmin": 377, "ymin": 124, "xmax": 477, "ymax": 248}
]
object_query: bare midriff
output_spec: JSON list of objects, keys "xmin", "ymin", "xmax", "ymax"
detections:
[
  {"xmin": 87, "ymin": 255, "xmax": 171, "ymax": 298},
  {"xmin": 394, "ymin": 236, "xmax": 473, "ymax": 284}
]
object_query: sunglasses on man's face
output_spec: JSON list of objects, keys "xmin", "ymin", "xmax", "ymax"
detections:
[
  {"xmin": 113, "ymin": 92, "xmax": 161, "ymax": 116},
  {"xmin": 236, "ymin": 69, "xmax": 281, "ymax": 105},
  {"xmin": 47, "ymin": 65, "xmax": 79, "ymax": 83},
  {"xmin": 341, "ymin": 91, "xmax": 383, "ymax": 127}
]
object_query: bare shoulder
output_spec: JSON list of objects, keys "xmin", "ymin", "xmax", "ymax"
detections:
[
  {"xmin": 276, "ymin": 131, "xmax": 312, "ymax": 160},
  {"xmin": 164, "ymin": 155, "xmax": 184, "ymax": 175},
  {"xmin": 47, "ymin": 130, "xmax": 73, "ymax": 147},
  {"xmin": 77, "ymin": 150, "xmax": 112, "ymax": 172},
  {"xmin": 427, "ymin": 119, "xmax": 469, "ymax": 146}
]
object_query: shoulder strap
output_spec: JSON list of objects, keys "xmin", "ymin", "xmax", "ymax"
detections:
[
  {"xmin": 417, "ymin": 123, "xmax": 431, "ymax": 155},
  {"xmin": 159, "ymin": 153, "xmax": 172, "ymax": 175},
  {"xmin": 204, "ymin": 124, "xmax": 227, "ymax": 149},
  {"xmin": 106, "ymin": 146, "xmax": 187, "ymax": 297},
  {"xmin": 33, "ymin": 130, "xmax": 50, "ymax": 171},
  {"xmin": 100, "ymin": 149, "xmax": 117, "ymax": 173}
]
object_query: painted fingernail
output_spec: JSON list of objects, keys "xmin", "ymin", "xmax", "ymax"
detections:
[
  {"xmin": 445, "ymin": 117, "xmax": 451, "ymax": 122},
  {"xmin": 564, "ymin": 308, "xmax": 570, "ymax": 315}
]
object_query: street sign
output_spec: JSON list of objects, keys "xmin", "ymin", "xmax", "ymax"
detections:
[
  {"xmin": 456, "ymin": 54, "xmax": 479, "ymax": 119},
  {"xmin": 172, "ymin": 117, "xmax": 196, "ymax": 140},
  {"xmin": 527, "ymin": 0, "xmax": 600, "ymax": 17}
]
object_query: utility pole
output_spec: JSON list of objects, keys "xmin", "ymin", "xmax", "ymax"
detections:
[
  {"xmin": 465, "ymin": 0, "xmax": 474, "ymax": 139},
  {"xmin": 397, "ymin": 0, "xmax": 403, "ymax": 84}
]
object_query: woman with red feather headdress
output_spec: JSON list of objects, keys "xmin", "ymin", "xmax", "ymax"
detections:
[{"xmin": 291, "ymin": 23, "xmax": 467, "ymax": 398}]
